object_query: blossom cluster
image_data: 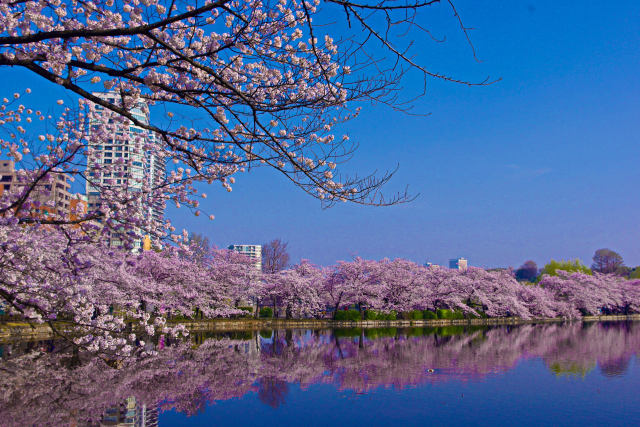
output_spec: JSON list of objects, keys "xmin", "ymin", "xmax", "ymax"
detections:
[{"xmin": 0, "ymin": 0, "xmax": 397, "ymax": 208}]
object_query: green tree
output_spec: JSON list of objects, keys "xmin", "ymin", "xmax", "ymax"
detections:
[
  {"xmin": 538, "ymin": 259, "xmax": 592, "ymax": 281},
  {"xmin": 630, "ymin": 268, "xmax": 640, "ymax": 279}
]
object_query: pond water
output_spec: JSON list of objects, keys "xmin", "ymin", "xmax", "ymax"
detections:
[{"xmin": 1, "ymin": 322, "xmax": 640, "ymax": 426}]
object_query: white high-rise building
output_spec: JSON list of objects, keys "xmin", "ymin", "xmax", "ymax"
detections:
[
  {"xmin": 229, "ymin": 244, "xmax": 262, "ymax": 271},
  {"xmin": 449, "ymin": 257, "xmax": 468, "ymax": 271},
  {"xmin": 86, "ymin": 92, "xmax": 165, "ymax": 248}
]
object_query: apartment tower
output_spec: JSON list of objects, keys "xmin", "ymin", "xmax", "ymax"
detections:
[{"xmin": 86, "ymin": 92, "xmax": 165, "ymax": 248}]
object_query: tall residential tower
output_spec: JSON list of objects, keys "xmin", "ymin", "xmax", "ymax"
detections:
[{"xmin": 86, "ymin": 92, "xmax": 165, "ymax": 248}]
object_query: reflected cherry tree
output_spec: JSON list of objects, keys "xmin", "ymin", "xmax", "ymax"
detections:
[{"xmin": 1, "ymin": 322, "xmax": 639, "ymax": 425}]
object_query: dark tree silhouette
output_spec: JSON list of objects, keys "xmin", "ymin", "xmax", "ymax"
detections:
[
  {"xmin": 591, "ymin": 249, "xmax": 624, "ymax": 274},
  {"xmin": 257, "ymin": 377, "xmax": 289, "ymax": 408},
  {"xmin": 515, "ymin": 260, "xmax": 538, "ymax": 282},
  {"xmin": 186, "ymin": 233, "xmax": 211, "ymax": 264},
  {"xmin": 262, "ymin": 239, "xmax": 291, "ymax": 273}
]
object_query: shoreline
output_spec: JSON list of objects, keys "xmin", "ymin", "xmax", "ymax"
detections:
[
  {"xmin": 173, "ymin": 314, "xmax": 640, "ymax": 332},
  {"xmin": 1, "ymin": 314, "xmax": 640, "ymax": 342}
]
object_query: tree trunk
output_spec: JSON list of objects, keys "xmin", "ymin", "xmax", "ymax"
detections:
[
  {"xmin": 332, "ymin": 293, "xmax": 343, "ymax": 320},
  {"xmin": 334, "ymin": 334, "xmax": 344, "ymax": 359},
  {"xmin": 285, "ymin": 304, "xmax": 292, "ymax": 319}
]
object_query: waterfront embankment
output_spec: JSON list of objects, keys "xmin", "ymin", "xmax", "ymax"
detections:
[{"xmin": 2, "ymin": 315, "xmax": 640, "ymax": 342}]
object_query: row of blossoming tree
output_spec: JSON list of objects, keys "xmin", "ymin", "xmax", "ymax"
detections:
[
  {"xmin": 188, "ymin": 247, "xmax": 640, "ymax": 321},
  {"xmin": 3, "ymin": 221, "xmax": 639, "ymax": 357},
  {"xmin": 263, "ymin": 258, "xmax": 640, "ymax": 320}
]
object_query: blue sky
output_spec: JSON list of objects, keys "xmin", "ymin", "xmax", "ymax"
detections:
[{"xmin": 2, "ymin": 1, "xmax": 639, "ymax": 268}]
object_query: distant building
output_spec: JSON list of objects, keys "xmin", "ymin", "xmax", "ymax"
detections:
[
  {"xmin": 0, "ymin": 159, "xmax": 13, "ymax": 195},
  {"xmin": 0, "ymin": 159, "xmax": 87, "ymax": 220},
  {"xmin": 449, "ymin": 257, "xmax": 468, "ymax": 271},
  {"xmin": 228, "ymin": 244, "xmax": 262, "ymax": 271}
]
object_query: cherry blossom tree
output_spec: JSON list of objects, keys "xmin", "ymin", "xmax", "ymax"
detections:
[
  {"xmin": 0, "ymin": 0, "xmax": 498, "ymax": 349},
  {"xmin": 377, "ymin": 258, "xmax": 428, "ymax": 312},
  {"xmin": 0, "ymin": 0, "xmax": 493, "ymax": 215},
  {"xmin": 0, "ymin": 225, "xmax": 192, "ymax": 356},
  {"xmin": 319, "ymin": 258, "xmax": 640, "ymax": 319},
  {"xmin": 539, "ymin": 271, "xmax": 640, "ymax": 316},
  {"xmin": 330, "ymin": 257, "xmax": 383, "ymax": 317}
]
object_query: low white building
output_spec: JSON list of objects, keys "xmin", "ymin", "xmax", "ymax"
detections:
[{"xmin": 228, "ymin": 244, "xmax": 262, "ymax": 271}]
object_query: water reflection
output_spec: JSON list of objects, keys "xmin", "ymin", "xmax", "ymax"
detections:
[
  {"xmin": 100, "ymin": 397, "xmax": 158, "ymax": 426},
  {"xmin": 0, "ymin": 322, "xmax": 639, "ymax": 425}
]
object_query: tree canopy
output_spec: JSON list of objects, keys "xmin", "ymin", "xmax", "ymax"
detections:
[
  {"xmin": 262, "ymin": 238, "xmax": 291, "ymax": 273},
  {"xmin": 515, "ymin": 260, "xmax": 538, "ymax": 282},
  {"xmin": 591, "ymin": 248, "xmax": 625, "ymax": 275},
  {"xmin": 538, "ymin": 259, "xmax": 592, "ymax": 280}
]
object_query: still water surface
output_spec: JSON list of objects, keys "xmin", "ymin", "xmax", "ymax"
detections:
[{"xmin": 2, "ymin": 322, "xmax": 640, "ymax": 426}]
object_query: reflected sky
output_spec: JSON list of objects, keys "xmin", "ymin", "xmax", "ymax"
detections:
[
  {"xmin": 164, "ymin": 359, "xmax": 640, "ymax": 427},
  {"xmin": 1, "ymin": 322, "xmax": 639, "ymax": 426}
]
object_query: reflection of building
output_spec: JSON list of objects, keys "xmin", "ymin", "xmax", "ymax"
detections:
[
  {"xmin": 100, "ymin": 397, "xmax": 158, "ymax": 427},
  {"xmin": 86, "ymin": 92, "xmax": 165, "ymax": 249},
  {"xmin": 0, "ymin": 159, "xmax": 87, "ymax": 219},
  {"xmin": 449, "ymin": 257, "xmax": 468, "ymax": 271},
  {"xmin": 228, "ymin": 244, "xmax": 262, "ymax": 271}
]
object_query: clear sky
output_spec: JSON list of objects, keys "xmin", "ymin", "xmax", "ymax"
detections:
[{"xmin": 3, "ymin": 1, "xmax": 639, "ymax": 268}]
